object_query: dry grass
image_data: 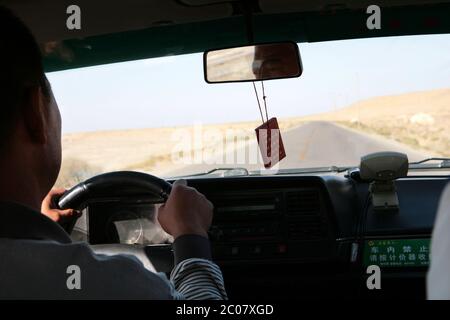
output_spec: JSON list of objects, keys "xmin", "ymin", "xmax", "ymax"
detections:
[
  {"xmin": 59, "ymin": 119, "xmax": 304, "ymax": 181},
  {"xmin": 301, "ymin": 88, "xmax": 450, "ymax": 157},
  {"xmin": 55, "ymin": 157, "xmax": 101, "ymax": 188},
  {"xmin": 56, "ymin": 87, "xmax": 449, "ymax": 185}
]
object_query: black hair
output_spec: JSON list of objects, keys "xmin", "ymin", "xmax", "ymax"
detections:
[{"xmin": 0, "ymin": 5, "xmax": 50, "ymax": 147}]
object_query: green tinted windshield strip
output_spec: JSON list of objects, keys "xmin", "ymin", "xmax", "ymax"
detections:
[{"xmin": 44, "ymin": 3, "xmax": 450, "ymax": 72}]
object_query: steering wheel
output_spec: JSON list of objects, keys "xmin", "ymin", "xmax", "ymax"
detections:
[
  {"xmin": 57, "ymin": 171, "xmax": 174, "ymax": 273},
  {"xmin": 58, "ymin": 171, "xmax": 172, "ymax": 210}
]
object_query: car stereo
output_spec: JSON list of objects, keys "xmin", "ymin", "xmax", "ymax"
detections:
[{"xmin": 207, "ymin": 187, "xmax": 337, "ymax": 263}]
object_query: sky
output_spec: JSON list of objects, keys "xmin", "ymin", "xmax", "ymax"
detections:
[{"xmin": 46, "ymin": 34, "xmax": 450, "ymax": 134}]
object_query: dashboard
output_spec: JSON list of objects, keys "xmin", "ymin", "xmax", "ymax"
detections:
[{"xmin": 76, "ymin": 173, "xmax": 450, "ymax": 299}]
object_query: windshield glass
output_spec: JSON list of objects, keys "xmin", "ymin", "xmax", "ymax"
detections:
[{"xmin": 47, "ymin": 34, "xmax": 450, "ymax": 186}]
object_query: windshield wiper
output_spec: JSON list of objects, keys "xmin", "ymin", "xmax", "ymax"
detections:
[
  {"xmin": 171, "ymin": 165, "xmax": 352, "ymax": 179},
  {"xmin": 409, "ymin": 157, "xmax": 450, "ymax": 169},
  {"xmin": 169, "ymin": 159, "xmax": 450, "ymax": 180},
  {"xmin": 265, "ymin": 166, "xmax": 352, "ymax": 175},
  {"xmin": 171, "ymin": 167, "xmax": 250, "ymax": 178}
]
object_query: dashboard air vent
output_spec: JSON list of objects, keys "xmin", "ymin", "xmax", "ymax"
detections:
[
  {"xmin": 285, "ymin": 189, "xmax": 321, "ymax": 216},
  {"xmin": 285, "ymin": 189, "xmax": 325, "ymax": 240}
]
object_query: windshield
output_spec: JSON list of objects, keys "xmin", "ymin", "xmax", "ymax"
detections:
[{"xmin": 47, "ymin": 34, "xmax": 450, "ymax": 186}]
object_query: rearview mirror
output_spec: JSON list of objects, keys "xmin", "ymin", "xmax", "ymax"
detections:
[{"xmin": 204, "ymin": 42, "xmax": 302, "ymax": 83}]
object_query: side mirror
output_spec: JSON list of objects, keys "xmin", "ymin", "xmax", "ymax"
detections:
[{"xmin": 204, "ymin": 42, "xmax": 303, "ymax": 83}]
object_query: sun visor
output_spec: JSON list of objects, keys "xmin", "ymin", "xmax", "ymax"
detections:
[{"xmin": 2, "ymin": 0, "xmax": 233, "ymax": 43}]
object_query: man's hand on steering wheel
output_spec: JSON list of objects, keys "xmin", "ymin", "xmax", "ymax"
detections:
[
  {"xmin": 41, "ymin": 188, "xmax": 82, "ymax": 223},
  {"xmin": 157, "ymin": 180, "xmax": 213, "ymax": 239}
]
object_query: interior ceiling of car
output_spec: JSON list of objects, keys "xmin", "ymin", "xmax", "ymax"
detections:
[
  {"xmin": 1, "ymin": 0, "xmax": 234, "ymax": 43},
  {"xmin": 2, "ymin": 0, "xmax": 450, "ymax": 71}
]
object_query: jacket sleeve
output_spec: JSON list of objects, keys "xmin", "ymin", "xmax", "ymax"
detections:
[{"xmin": 164, "ymin": 235, "xmax": 228, "ymax": 300}]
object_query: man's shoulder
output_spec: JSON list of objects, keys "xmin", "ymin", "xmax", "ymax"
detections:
[{"xmin": 0, "ymin": 238, "xmax": 172, "ymax": 299}]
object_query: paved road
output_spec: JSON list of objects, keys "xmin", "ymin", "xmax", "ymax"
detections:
[{"xmin": 166, "ymin": 121, "xmax": 428, "ymax": 177}]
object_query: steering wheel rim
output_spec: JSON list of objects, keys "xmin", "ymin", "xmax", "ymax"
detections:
[
  {"xmin": 58, "ymin": 171, "xmax": 172, "ymax": 210},
  {"xmin": 57, "ymin": 171, "xmax": 174, "ymax": 272}
]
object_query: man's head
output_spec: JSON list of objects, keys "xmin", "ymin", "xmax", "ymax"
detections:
[
  {"xmin": 0, "ymin": 6, "xmax": 62, "ymax": 207},
  {"xmin": 252, "ymin": 43, "xmax": 301, "ymax": 80}
]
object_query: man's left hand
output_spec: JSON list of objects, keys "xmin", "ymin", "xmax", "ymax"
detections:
[{"xmin": 41, "ymin": 188, "xmax": 81, "ymax": 223}]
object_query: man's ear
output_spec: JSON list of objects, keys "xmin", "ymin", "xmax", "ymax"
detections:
[{"xmin": 22, "ymin": 86, "xmax": 48, "ymax": 145}]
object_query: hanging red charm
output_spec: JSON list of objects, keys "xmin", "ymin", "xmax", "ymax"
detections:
[{"xmin": 255, "ymin": 117, "xmax": 286, "ymax": 169}]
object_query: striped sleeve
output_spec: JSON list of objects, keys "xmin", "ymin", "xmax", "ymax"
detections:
[{"xmin": 168, "ymin": 258, "xmax": 228, "ymax": 300}]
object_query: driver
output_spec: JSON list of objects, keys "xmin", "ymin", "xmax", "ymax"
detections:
[
  {"xmin": 0, "ymin": 6, "xmax": 227, "ymax": 299},
  {"xmin": 252, "ymin": 43, "xmax": 300, "ymax": 80}
]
